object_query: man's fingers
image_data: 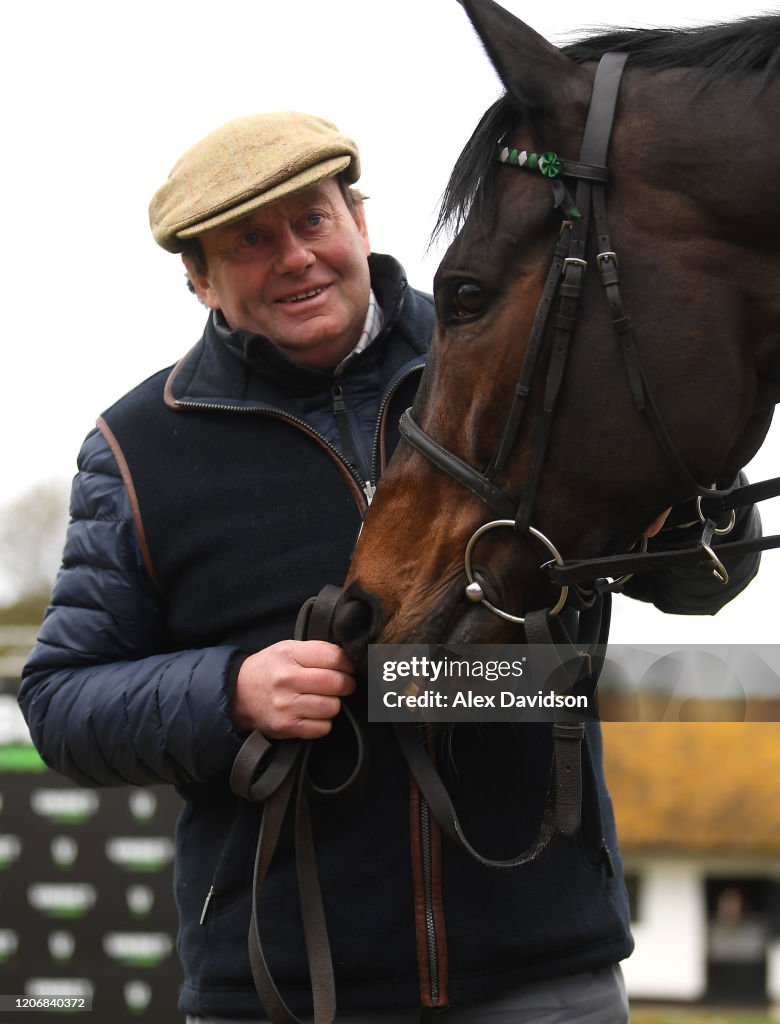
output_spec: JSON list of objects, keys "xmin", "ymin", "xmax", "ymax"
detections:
[
  {"xmin": 291, "ymin": 640, "xmax": 355, "ymax": 675},
  {"xmin": 293, "ymin": 693, "xmax": 343, "ymax": 721},
  {"xmin": 301, "ymin": 669, "xmax": 356, "ymax": 698},
  {"xmin": 231, "ymin": 639, "xmax": 357, "ymax": 738}
]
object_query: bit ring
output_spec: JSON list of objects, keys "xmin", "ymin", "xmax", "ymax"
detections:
[{"xmin": 464, "ymin": 520, "xmax": 568, "ymax": 624}]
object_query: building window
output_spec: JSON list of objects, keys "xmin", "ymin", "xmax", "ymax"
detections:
[{"xmin": 706, "ymin": 877, "xmax": 769, "ymax": 1006}]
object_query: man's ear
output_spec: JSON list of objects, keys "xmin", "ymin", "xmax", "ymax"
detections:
[
  {"xmin": 351, "ymin": 199, "xmax": 371, "ymax": 257},
  {"xmin": 181, "ymin": 253, "xmax": 218, "ymax": 309}
]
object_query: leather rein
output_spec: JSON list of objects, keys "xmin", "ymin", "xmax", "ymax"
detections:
[
  {"xmin": 230, "ymin": 585, "xmax": 601, "ymax": 1024},
  {"xmin": 399, "ymin": 52, "xmax": 780, "ymax": 621}
]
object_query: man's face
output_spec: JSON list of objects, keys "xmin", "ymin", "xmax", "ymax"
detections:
[{"xmin": 185, "ymin": 178, "xmax": 371, "ymax": 371}]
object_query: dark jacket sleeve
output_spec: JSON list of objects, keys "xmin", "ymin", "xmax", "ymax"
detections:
[
  {"xmin": 18, "ymin": 427, "xmax": 246, "ymax": 788},
  {"xmin": 621, "ymin": 471, "xmax": 761, "ymax": 615}
]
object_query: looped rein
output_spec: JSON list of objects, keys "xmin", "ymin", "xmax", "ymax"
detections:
[
  {"xmin": 230, "ymin": 585, "xmax": 367, "ymax": 1024},
  {"xmin": 231, "ymin": 584, "xmax": 604, "ymax": 1024}
]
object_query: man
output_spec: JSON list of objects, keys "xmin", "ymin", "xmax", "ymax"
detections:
[{"xmin": 20, "ymin": 111, "xmax": 760, "ymax": 1024}]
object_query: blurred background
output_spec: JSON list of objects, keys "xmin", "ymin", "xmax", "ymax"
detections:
[{"xmin": 2, "ymin": 0, "xmax": 778, "ymax": 1019}]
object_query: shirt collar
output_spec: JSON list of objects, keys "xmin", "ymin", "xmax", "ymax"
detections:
[{"xmin": 334, "ymin": 288, "xmax": 384, "ymax": 375}]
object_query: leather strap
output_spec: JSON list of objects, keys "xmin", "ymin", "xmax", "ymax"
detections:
[
  {"xmin": 546, "ymin": 530, "xmax": 780, "ymax": 588},
  {"xmin": 231, "ymin": 585, "xmax": 364, "ymax": 1024},
  {"xmin": 512, "ymin": 54, "xmax": 626, "ymax": 535},
  {"xmin": 399, "ymin": 55, "xmax": 631, "ymax": 542},
  {"xmin": 399, "ymin": 410, "xmax": 517, "ymax": 519},
  {"xmin": 395, "ymin": 604, "xmax": 601, "ymax": 868}
]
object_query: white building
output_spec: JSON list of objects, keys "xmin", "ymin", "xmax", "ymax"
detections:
[{"xmin": 603, "ymin": 722, "xmax": 780, "ymax": 1009}]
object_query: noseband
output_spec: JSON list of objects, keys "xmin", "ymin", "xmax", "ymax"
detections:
[{"xmin": 400, "ymin": 52, "xmax": 780, "ymax": 622}]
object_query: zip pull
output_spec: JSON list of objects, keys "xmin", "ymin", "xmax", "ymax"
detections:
[
  {"xmin": 200, "ymin": 884, "xmax": 215, "ymax": 925},
  {"xmin": 331, "ymin": 384, "xmax": 360, "ymax": 472},
  {"xmin": 363, "ymin": 480, "xmax": 376, "ymax": 504},
  {"xmin": 332, "ymin": 382, "xmax": 347, "ymax": 416}
]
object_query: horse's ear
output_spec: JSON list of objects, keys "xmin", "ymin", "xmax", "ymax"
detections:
[{"xmin": 458, "ymin": 0, "xmax": 588, "ymax": 113}]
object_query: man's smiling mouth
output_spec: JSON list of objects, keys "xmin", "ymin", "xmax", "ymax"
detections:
[{"xmin": 278, "ymin": 285, "xmax": 329, "ymax": 304}]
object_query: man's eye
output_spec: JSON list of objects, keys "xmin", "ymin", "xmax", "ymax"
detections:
[
  {"xmin": 304, "ymin": 212, "xmax": 326, "ymax": 229},
  {"xmin": 242, "ymin": 232, "xmax": 260, "ymax": 247}
]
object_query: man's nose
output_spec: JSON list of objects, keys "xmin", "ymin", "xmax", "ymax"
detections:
[{"xmin": 273, "ymin": 226, "xmax": 315, "ymax": 274}]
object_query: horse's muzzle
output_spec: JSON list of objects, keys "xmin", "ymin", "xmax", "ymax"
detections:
[{"xmin": 331, "ymin": 584, "xmax": 383, "ymax": 670}]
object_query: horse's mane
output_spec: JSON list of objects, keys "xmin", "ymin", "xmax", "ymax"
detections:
[
  {"xmin": 565, "ymin": 15, "xmax": 780, "ymax": 75},
  {"xmin": 434, "ymin": 14, "xmax": 780, "ymax": 241}
]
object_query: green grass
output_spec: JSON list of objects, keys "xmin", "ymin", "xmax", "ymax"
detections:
[{"xmin": 631, "ymin": 1006, "xmax": 777, "ymax": 1024}]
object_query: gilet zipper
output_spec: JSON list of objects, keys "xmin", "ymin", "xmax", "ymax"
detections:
[
  {"xmin": 419, "ymin": 797, "xmax": 441, "ymax": 1004},
  {"xmin": 173, "ymin": 360, "xmax": 423, "ymax": 509},
  {"xmin": 173, "ymin": 399, "xmax": 374, "ymax": 507},
  {"xmin": 370, "ymin": 364, "xmax": 425, "ymax": 486}
]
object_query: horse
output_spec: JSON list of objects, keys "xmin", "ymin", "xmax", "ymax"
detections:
[
  {"xmin": 333, "ymin": 0, "xmax": 780, "ymax": 655},
  {"xmin": 233, "ymin": 8, "xmax": 780, "ymax": 1018}
]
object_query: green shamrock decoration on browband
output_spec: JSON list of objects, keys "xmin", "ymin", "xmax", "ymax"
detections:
[
  {"xmin": 499, "ymin": 147, "xmax": 562, "ymax": 177},
  {"xmin": 497, "ymin": 145, "xmax": 581, "ymax": 219}
]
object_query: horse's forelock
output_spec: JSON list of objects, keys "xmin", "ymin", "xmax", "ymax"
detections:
[{"xmin": 432, "ymin": 94, "xmax": 519, "ymax": 244}]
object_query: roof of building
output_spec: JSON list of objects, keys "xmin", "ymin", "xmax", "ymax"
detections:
[{"xmin": 602, "ymin": 723, "xmax": 780, "ymax": 854}]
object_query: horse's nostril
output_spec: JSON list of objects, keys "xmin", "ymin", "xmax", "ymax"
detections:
[
  {"xmin": 332, "ymin": 587, "xmax": 381, "ymax": 655},
  {"xmin": 334, "ymin": 598, "xmax": 374, "ymax": 640}
]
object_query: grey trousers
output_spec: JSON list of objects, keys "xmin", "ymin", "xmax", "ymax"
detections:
[{"xmin": 186, "ymin": 962, "xmax": 629, "ymax": 1023}]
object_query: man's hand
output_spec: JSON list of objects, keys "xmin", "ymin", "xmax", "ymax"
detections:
[
  {"xmin": 230, "ymin": 640, "xmax": 356, "ymax": 739},
  {"xmin": 644, "ymin": 508, "xmax": 671, "ymax": 537}
]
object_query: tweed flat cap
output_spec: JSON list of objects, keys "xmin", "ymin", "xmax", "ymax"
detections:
[{"xmin": 149, "ymin": 111, "xmax": 361, "ymax": 253}]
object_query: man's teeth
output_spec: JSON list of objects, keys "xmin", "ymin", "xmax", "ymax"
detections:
[{"xmin": 284, "ymin": 287, "xmax": 324, "ymax": 303}]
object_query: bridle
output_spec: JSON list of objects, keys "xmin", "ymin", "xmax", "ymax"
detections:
[{"xmin": 399, "ymin": 52, "xmax": 780, "ymax": 624}]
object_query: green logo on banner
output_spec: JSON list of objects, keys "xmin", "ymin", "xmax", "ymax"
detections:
[
  {"xmin": 105, "ymin": 837, "xmax": 174, "ymax": 872},
  {"xmin": 104, "ymin": 932, "xmax": 173, "ymax": 967},
  {"xmin": 0, "ymin": 745, "xmax": 47, "ymax": 772},
  {"xmin": 0, "ymin": 835, "xmax": 21, "ymax": 869},
  {"xmin": 28, "ymin": 884, "xmax": 97, "ymax": 919},
  {"xmin": 0, "ymin": 930, "xmax": 18, "ymax": 963},
  {"xmin": 31, "ymin": 789, "xmax": 100, "ymax": 824}
]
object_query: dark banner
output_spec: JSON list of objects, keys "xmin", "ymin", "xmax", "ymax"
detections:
[{"xmin": 0, "ymin": 673, "xmax": 182, "ymax": 1021}]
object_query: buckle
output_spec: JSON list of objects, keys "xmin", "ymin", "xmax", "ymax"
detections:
[
  {"xmin": 698, "ymin": 518, "xmax": 730, "ymax": 584},
  {"xmin": 562, "ymin": 257, "xmax": 587, "ymax": 276}
]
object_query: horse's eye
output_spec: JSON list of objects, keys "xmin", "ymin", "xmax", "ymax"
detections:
[{"xmin": 452, "ymin": 282, "xmax": 488, "ymax": 319}]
